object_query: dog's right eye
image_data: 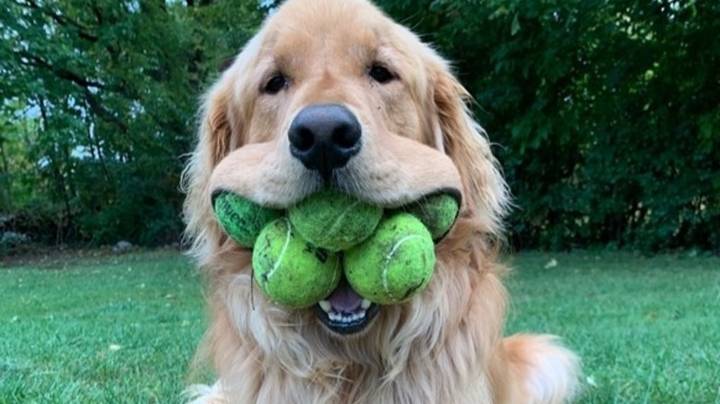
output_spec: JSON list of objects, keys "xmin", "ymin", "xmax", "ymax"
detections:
[
  {"xmin": 263, "ymin": 73, "xmax": 288, "ymax": 95},
  {"xmin": 369, "ymin": 64, "xmax": 396, "ymax": 84}
]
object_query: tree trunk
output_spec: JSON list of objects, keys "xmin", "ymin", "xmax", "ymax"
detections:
[
  {"xmin": 38, "ymin": 97, "xmax": 73, "ymax": 244},
  {"xmin": 0, "ymin": 134, "xmax": 11, "ymax": 209},
  {"xmin": 86, "ymin": 115, "xmax": 113, "ymax": 185}
]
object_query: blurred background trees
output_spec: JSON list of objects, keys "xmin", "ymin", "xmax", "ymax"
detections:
[
  {"xmin": 0, "ymin": 0, "xmax": 263, "ymax": 247},
  {"xmin": 1, "ymin": 0, "xmax": 718, "ymax": 253}
]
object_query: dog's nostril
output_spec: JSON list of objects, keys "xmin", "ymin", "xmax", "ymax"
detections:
[
  {"xmin": 294, "ymin": 128, "xmax": 315, "ymax": 152},
  {"xmin": 332, "ymin": 124, "xmax": 359, "ymax": 149}
]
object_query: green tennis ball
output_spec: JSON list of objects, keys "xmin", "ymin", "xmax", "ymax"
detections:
[
  {"xmin": 213, "ymin": 192, "xmax": 282, "ymax": 247},
  {"xmin": 288, "ymin": 189, "xmax": 383, "ymax": 252},
  {"xmin": 344, "ymin": 213, "xmax": 436, "ymax": 305},
  {"xmin": 252, "ymin": 218, "xmax": 341, "ymax": 308},
  {"xmin": 406, "ymin": 193, "xmax": 460, "ymax": 240}
]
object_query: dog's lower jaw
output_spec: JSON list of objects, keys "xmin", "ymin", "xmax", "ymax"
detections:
[{"xmin": 196, "ymin": 272, "xmax": 498, "ymax": 403}]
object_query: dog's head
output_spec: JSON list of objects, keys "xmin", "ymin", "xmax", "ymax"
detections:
[{"xmin": 183, "ymin": 0, "xmax": 508, "ymax": 368}]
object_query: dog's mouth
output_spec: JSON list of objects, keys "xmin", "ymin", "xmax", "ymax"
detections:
[{"xmin": 314, "ymin": 277, "xmax": 380, "ymax": 335}]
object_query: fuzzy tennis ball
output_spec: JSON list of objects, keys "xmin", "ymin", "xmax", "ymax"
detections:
[
  {"xmin": 344, "ymin": 213, "xmax": 436, "ymax": 305},
  {"xmin": 213, "ymin": 192, "xmax": 282, "ymax": 248},
  {"xmin": 252, "ymin": 218, "xmax": 341, "ymax": 308},
  {"xmin": 405, "ymin": 193, "xmax": 460, "ymax": 240},
  {"xmin": 288, "ymin": 189, "xmax": 383, "ymax": 252}
]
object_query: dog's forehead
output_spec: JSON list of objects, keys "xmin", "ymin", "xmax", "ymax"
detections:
[{"xmin": 263, "ymin": 0, "xmax": 388, "ymax": 64}]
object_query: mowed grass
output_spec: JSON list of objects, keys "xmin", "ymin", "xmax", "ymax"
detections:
[
  {"xmin": 0, "ymin": 251, "xmax": 205, "ymax": 403},
  {"xmin": 505, "ymin": 252, "xmax": 720, "ymax": 403},
  {"xmin": 1, "ymin": 250, "xmax": 719, "ymax": 403}
]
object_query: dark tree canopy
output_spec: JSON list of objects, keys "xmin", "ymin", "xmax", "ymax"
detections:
[
  {"xmin": 1, "ymin": 0, "xmax": 263, "ymax": 246},
  {"xmin": 1, "ymin": 0, "xmax": 718, "ymax": 252}
]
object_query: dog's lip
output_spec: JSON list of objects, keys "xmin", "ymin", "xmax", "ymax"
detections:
[{"xmin": 209, "ymin": 187, "xmax": 462, "ymax": 212}]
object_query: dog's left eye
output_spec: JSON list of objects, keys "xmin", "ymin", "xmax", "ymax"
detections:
[
  {"xmin": 369, "ymin": 64, "xmax": 396, "ymax": 84},
  {"xmin": 263, "ymin": 73, "xmax": 288, "ymax": 94}
]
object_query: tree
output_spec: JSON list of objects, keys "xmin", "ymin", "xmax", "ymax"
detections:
[
  {"xmin": 0, "ymin": 0, "xmax": 262, "ymax": 245},
  {"xmin": 376, "ymin": 0, "xmax": 720, "ymax": 251}
]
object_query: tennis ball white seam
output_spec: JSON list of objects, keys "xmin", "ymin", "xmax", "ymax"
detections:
[
  {"xmin": 326, "ymin": 199, "xmax": 362, "ymax": 240},
  {"xmin": 265, "ymin": 218, "xmax": 292, "ymax": 282},
  {"xmin": 381, "ymin": 234, "xmax": 422, "ymax": 300}
]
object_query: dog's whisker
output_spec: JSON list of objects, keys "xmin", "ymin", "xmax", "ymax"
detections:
[{"xmin": 250, "ymin": 269, "xmax": 256, "ymax": 311}]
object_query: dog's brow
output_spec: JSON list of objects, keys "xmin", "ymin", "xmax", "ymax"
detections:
[{"xmin": 253, "ymin": 52, "xmax": 283, "ymax": 76}]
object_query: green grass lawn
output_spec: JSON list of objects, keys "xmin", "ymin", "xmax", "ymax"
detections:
[{"xmin": 1, "ymin": 250, "xmax": 718, "ymax": 403}]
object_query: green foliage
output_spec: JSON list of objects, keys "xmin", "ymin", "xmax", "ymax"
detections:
[
  {"xmin": 376, "ymin": 0, "xmax": 720, "ymax": 251},
  {"xmin": 0, "ymin": 0, "xmax": 262, "ymax": 246},
  {"xmin": 1, "ymin": 0, "xmax": 718, "ymax": 251}
]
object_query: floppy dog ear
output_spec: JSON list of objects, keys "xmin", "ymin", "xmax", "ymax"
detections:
[
  {"xmin": 204, "ymin": 80, "xmax": 237, "ymax": 167},
  {"xmin": 182, "ymin": 72, "xmax": 237, "ymax": 256},
  {"xmin": 182, "ymin": 36, "xmax": 263, "ymax": 258},
  {"xmin": 182, "ymin": 54, "xmax": 252, "ymax": 257},
  {"xmin": 430, "ymin": 64, "xmax": 509, "ymax": 237}
]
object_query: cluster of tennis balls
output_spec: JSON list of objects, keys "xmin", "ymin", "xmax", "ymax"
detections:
[{"xmin": 213, "ymin": 189, "xmax": 459, "ymax": 309}]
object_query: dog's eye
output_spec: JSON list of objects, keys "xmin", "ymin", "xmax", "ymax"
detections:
[
  {"xmin": 263, "ymin": 73, "xmax": 288, "ymax": 94},
  {"xmin": 369, "ymin": 64, "xmax": 396, "ymax": 84}
]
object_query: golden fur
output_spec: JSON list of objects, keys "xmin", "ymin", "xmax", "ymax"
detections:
[{"xmin": 182, "ymin": 0, "xmax": 580, "ymax": 402}]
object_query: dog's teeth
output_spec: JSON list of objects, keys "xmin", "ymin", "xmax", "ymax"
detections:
[
  {"xmin": 361, "ymin": 299, "xmax": 371, "ymax": 309},
  {"xmin": 319, "ymin": 300, "xmax": 331, "ymax": 313},
  {"xmin": 327, "ymin": 309, "xmax": 371, "ymax": 325}
]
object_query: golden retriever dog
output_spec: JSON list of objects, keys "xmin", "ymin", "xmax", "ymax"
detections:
[{"xmin": 182, "ymin": 0, "xmax": 580, "ymax": 402}]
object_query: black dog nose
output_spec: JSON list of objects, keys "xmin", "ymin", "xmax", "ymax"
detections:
[{"xmin": 288, "ymin": 104, "xmax": 361, "ymax": 179}]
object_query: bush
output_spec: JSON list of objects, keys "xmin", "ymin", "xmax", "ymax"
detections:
[{"xmin": 378, "ymin": 0, "xmax": 720, "ymax": 252}]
